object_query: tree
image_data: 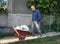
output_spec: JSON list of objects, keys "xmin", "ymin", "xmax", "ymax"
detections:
[{"xmin": 27, "ymin": 0, "xmax": 60, "ymax": 15}]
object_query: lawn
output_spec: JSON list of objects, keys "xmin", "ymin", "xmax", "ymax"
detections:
[
  {"xmin": 0, "ymin": 33, "xmax": 13, "ymax": 38},
  {"xmin": 9, "ymin": 35, "xmax": 60, "ymax": 44}
]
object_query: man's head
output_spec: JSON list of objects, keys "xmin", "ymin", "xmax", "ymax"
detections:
[{"xmin": 31, "ymin": 5, "xmax": 36, "ymax": 11}]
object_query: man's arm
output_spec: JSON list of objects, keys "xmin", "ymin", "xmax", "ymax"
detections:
[{"xmin": 37, "ymin": 11, "xmax": 41, "ymax": 21}]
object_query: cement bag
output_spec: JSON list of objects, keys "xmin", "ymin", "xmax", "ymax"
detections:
[{"xmin": 16, "ymin": 25, "xmax": 29, "ymax": 31}]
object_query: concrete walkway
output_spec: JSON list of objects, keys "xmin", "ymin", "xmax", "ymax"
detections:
[{"xmin": 0, "ymin": 32, "xmax": 60, "ymax": 44}]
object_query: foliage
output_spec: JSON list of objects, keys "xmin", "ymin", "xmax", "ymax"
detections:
[
  {"xmin": 0, "ymin": 7, "xmax": 8, "ymax": 15},
  {"xmin": 51, "ymin": 14, "xmax": 60, "ymax": 32},
  {"xmin": 0, "ymin": 0, "xmax": 7, "ymax": 15},
  {"xmin": 27, "ymin": 0, "xmax": 60, "ymax": 32},
  {"xmin": 27, "ymin": 0, "xmax": 60, "ymax": 15}
]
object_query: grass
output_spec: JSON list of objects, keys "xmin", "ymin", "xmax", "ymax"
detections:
[
  {"xmin": 0, "ymin": 33, "xmax": 13, "ymax": 38},
  {"xmin": 9, "ymin": 35, "xmax": 60, "ymax": 44}
]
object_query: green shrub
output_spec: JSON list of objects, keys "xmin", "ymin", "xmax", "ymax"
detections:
[
  {"xmin": 0, "ymin": 0, "xmax": 8, "ymax": 15},
  {"xmin": 51, "ymin": 14, "xmax": 60, "ymax": 32},
  {"xmin": 27, "ymin": 0, "xmax": 60, "ymax": 14},
  {"xmin": 0, "ymin": 7, "xmax": 8, "ymax": 15}
]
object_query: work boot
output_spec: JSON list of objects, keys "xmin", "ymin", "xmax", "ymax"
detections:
[{"xmin": 32, "ymin": 32, "xmax": 35, "ymax": 37}]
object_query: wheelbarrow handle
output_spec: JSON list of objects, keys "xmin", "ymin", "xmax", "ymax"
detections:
[{"xmin": 13, "ymin": 27, "xmax": 20, "ymax": 36}]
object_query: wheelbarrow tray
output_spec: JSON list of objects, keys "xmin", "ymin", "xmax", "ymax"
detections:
[{"xmin": 14, "ymin": 30, "xmax": 30, "ymax": 37}]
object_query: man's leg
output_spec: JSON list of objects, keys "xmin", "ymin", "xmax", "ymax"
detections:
[
  {"xmin": 34, "ymin": 21, "xmax": 42, "ymax": 36},
  {"xmin": 31, "ymin": 22, "xmax": 35, "ymax": 36}
]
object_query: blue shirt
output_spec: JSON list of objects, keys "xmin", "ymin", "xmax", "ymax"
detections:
[{"xmin": 32, "ymin": 10, "xmax": 41, "ymax": 21}]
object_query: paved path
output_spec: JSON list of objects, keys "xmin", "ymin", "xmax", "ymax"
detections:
[{"xmin": 0, "ymin": 32, "xmax": 60, "ymax": 44}]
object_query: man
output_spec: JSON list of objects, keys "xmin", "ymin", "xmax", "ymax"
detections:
[{"xmin": 31, "ymin": 5, "xmax": 42, "ymax": 37}]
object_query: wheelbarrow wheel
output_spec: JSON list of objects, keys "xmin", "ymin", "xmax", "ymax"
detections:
[{"xmin": 18, "ymin": 35, "xmax": 26, "ymax": 40}]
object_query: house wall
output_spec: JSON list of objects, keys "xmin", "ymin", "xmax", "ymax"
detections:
[
  {"xmin": 0, "ymin": 15, "xmax": 8, "ymax": 26},
  {"xmin": 8, "ymin": 14, "xmax": 32, "ymax": 26},
  {"xmin": 0, "ymin": 0, "xmax": 32, "ymax": 33},
  {"xmin": 8, "ymin": 0, "xmax": 32, "ymax": 26}
]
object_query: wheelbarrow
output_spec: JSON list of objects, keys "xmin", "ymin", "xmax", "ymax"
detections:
[{"xmin": 13, "ymin": 25, "xmax": 30, "ymax": 40}]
